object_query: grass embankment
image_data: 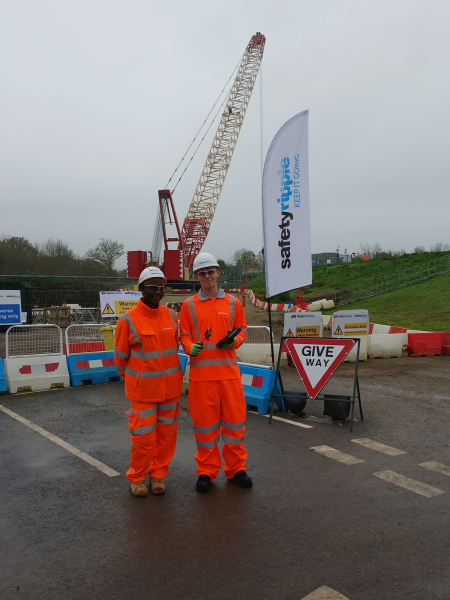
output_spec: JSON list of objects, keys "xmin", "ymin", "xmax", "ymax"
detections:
[
  {"xmin": 246, "ymin": 251, "xmax": 450, "ymax": 304},
  {"xmin": 321, "ymin": 271, "xmax": 450, "ymax": 332}
]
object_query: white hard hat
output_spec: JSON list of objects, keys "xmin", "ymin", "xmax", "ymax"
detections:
[
  {"xmin": 138, "ymin": 267, "xmax": 167, "ymax": 284},
  {"xmin": 193, "ymin": 252, "xmax": 219, "ymax": 273}
]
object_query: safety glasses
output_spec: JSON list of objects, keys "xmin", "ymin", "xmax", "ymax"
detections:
[
  {"xmin": 142, "ymin": 284, "xmax": 166, "ymax": 291},
  {"xmin": 196, "ymin": 269, "xmax": 217, "ymax": 277}
]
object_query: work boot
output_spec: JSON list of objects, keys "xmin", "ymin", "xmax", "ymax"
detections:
[
  {"xmin": 232, "ymin": 470, "xmax": 253, "ymax": 488},
  {"xmin": 130, "ymin": 480, "xmax": 148, "ymax": 497},
  {"xmin": 150, "ymin": 478, "xmax": 166, "ymax": 495},
  {"xmin": 196, "ymin": 475, "xmax": 212, "ymax": 493}
]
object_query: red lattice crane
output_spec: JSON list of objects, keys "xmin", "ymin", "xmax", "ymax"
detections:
[{"xmin": 128, "ymin": 33, "xmax": 265, "ymax": 280}]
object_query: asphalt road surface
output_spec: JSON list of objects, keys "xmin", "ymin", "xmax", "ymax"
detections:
[{"xmin": 1, "ymin": 355, "xmax": 450, "ymax": 600}]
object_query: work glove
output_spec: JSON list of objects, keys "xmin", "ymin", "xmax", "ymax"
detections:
[
  {"xmin": 221, "ymin": 338, "xmax": 236, "ymax": 349},
  {"xmin": 190, "ymin": 343, "xmax": 203, "ymax": 357}
]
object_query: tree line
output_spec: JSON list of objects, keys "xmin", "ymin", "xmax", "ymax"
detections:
[{"xmin": 0, "ymin": 236, "xmax": 125, "ymax": 277}]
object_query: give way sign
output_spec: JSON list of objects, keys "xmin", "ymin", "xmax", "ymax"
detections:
[{"xmin": 285, "ymin": 338, "xmax": 355, "ymax": 398}]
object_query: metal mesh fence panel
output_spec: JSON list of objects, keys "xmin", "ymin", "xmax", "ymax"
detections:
[
  {"xmin": 65, "ymin": 324, "xmax": 115, "ymax": 355},
  {"xmin": 6, "ymin": 325, "xmax": 63, "ymax": 358},
  {"xmin": 245, "ymin": 326, "xmax": 273, "ymax": 344}
]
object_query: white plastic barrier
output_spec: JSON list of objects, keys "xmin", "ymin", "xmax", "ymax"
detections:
[
  {"xmin": 5, "ymin": 355, "xmax": 70, "ymax": 393},
  {"xmin": 235, "ymin": 343, "xmax": 280, "ymax": 367},
  {"xmin": 307, "ymin": 301, "xmax": 323, "ymax": 312},
  {"xmin": 321, "ymin": 315, "xmax": 333, "ymax": 329},
  {"xmin": 367, "ymin": 334, "xmax": 403, "ymax": 358},
  {"xmin": 4, "ymin": 325, "xmax": 70, "ymax": 393},
  {"xmin": 372, "ymin": 324, "xmax": 391, "ymax": 334},
  {"xmin": 321, "ymin": 300, "xmax": 335, "ymax": 310},
  {"xmin": 344, "ymin": 336, "xmax": 368, "ymax": 362}
]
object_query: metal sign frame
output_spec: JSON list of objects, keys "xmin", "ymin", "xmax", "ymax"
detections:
[{"xmin": 269, "ymin": 336, "xmax": 363, "ymax": 433}]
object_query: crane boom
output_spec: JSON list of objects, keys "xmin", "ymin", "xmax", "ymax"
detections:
[{"xmin": 180, "ymin": 32, "xmax": 266, "ymax": 271}]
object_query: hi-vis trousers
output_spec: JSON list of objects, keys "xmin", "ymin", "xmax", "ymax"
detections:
[
  {"xmin": 125, "ymin": 396, "xmax": 179, "ymax": 483},
  {"xmin": 189, "ymin": 379, "xmax": 247, "ymax": 480}
]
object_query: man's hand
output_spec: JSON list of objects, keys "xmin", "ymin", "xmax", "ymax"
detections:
[
  {"xmin": 190, "ymin": 343, "xmax": 203, "ymax": 357},
  {"xmin": 220, "ymin": 338, "xmax": 235, "ymax": 350}
]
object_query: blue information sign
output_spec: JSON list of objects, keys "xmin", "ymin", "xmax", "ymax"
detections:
[{"xmin": 0, "ymin": 291, "xmax": 22, "ymax": 324}]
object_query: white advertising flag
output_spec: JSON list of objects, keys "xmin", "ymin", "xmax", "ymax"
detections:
[{"xmin": 262, "ymin": 110, "xmax": 311, "ymax": 297}]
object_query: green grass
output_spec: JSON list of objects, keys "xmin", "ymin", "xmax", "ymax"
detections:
[
  {"xmin": 246, "ymin": 251, "xmax": 450, "ymax": 304},
  {"xmin": 322, "ymin": 271, "xmax": 450, "ymax": 332}
]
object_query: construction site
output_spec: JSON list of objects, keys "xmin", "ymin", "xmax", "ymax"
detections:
[{"xmin": 1, "ymin": 6, "xmax": 450, "ymax": 600}]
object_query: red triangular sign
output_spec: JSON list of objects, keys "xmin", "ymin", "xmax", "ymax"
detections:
[{"xmin": 285, "ymin": 338, "xmax": 355, "ymax": 399}]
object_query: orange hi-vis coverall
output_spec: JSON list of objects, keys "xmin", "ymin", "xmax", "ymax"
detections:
[
  {"xmin": 114, "ymin": 299, "xmax": 183, "ymax": 483},
  {"xmin": 179, "ymin": 288, "xmax": 248, "ymax": 480}
]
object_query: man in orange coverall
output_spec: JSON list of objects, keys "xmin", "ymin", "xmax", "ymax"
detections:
[
  {"xmin": 179, "ymin": 252, "xmax": 252, "ymax": 492},
  {"xmin": 114, "ymin": 267, "xmax": 183, "ymax": 498}
]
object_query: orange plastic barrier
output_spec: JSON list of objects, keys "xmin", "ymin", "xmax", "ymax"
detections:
[
  {"xmin": 441, "ymin": 332, "xmax": 450, "ymax": 356},
  {"xmin": 390, "ymin": 326, "xmax": 408, "ymax": 334}
]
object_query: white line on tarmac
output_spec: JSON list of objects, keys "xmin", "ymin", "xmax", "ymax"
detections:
[
  {"xmin": 260, "ymin": 414, "xmax": 313, "ymax": 428},
  {"xmin": 0, "ymin": 404, "xmax": 120, "ymax": 477},
  {"xmin": 301, "ymin": 586, "xmax": 350, "ymax": 600},
  {"xmin": 373, "ymin": 470, "xmax": 445, "ymax": 498},
  {"xmin": 351, "ymin": 438, "xmax": 407, "ymax": 456},
  {"xmin": 310, "ymin": 445, "xmax": 364, "ymax": 465},
  {"xmin": 419, "ymin": 461, "xmax": 450, "ymax": 477}
]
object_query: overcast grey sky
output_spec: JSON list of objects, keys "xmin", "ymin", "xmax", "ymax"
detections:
[{"xmin": 1, "ymin": 0, "xmax": 449, "ymax": 270}]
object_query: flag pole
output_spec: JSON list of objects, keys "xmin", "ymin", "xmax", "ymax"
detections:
[{"xmin": 267, "ymin": 296, "xmax": 275, "ymax": 369}]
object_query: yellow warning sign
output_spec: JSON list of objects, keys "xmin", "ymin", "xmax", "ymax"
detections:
[
  {"xmin": 114, "ymin": 300, "xmax": 139, "ymax": 316},
  {"xmin": 344, "ymin": 331, "xmax": 367, "ymax": 336},
  {"xmin": 286, "ymin": 329, "xmax": 294, "ymax": 338},
  {"xmin": 344, "ymin": 323, "xmax": 367, "ymax": 329},
  {"xmin": 102, "ymin": 303, "xmax": 114, "ymax": 315},
  {"xmin": 296, "ymin": 325, "xmax": 321, "ymax": 338},
  {"xmin": 334, "ymin": 325, "xmax": 343, "ymax": 335}
]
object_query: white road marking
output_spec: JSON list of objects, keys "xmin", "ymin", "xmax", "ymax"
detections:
[
  {"xmin": 419, "ymin": 461, "xmax": 450, "ymax": 477},
  {"xmin": 261, "ymin": 414, "xmax": 313, "ymax": 429},
  {"xmin": 373, "ymin": 470, "xmax": 445, "ymax": 498},
  {"xmin": 0, "ymin": 404, "xmax": 120, "ymax": 477},
  {"xmin": 351, "ymin": 438, "xmax": 406, "ymax": 456},
  {"xmin": 310, "ymin": 445, "xmax": 364, "ymax": 465},
  {"xmin": 301, "ymin": 586, "xmax": 350, "ymax": 600}
]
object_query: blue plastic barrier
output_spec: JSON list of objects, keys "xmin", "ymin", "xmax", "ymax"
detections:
[
  {"xmin": 0, "ymin": 358, "xmax": 6, "ymax": 393},
  {"xmin": 178, "ymin": 353, "xmax": 188, "ymax": 376},
  {"xmin": 66, "ymin": 352, "xmax": 120, "ymax": 387},
  {"xmin": 239, "ymin": 364, "xmax": 285, "ymax": 415}
]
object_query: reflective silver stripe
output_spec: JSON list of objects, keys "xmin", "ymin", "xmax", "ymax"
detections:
[
  {"xmin": 221, "ymin": 420, "xmax": 245, "ymax": 431},
  {"xmin": 117, "ymin": 367, "xmax": 125, "ymax": 374},
  {"xmin": 228, "ymin": 294, "xmax": 236, "ymax": 330},
  {"xmin": 222, "ymin": 434, "xmax": 244, "ymax": 445},
  {"xmin": 168, "ymin": 308, "xmax": 177, "ymax": 328},
  {"xmin": 124, "ymin": 366, "xmax": 139, "ymax": 377},
  {"xmin": 196, "ymin": 435, "xmax": 219, "ymax": 449},
  {"xmin": 139, "ymin": 406, "xmax": 157, "ymax": 418},
  {"xmin": 194, "ymin": 421, "xmax": 220, "ymax": 434},
  {"xmin": 158, "ymin": 402, "xmax": 178, "ymax": 411},
  {"xmin": 114, "ymin": 347, "xmax": 129, "ymax": 359},
  {"xmin": 162, "ymin": 347, "xmax": 177, "ymax": 357},
  {"xmin": 131, "ymin": 421, "xmax": 157, "ymax": 436},
  {"xmin": 164, "ymin": 365, "xmax": 181, "ymax": 376},
  {"xmin": 121, "ymin": 313, "xmax": 142, "ymax": 348},
  {"xmin": 125, "ymin": 409, "xmax": 138, "ymax": 416},
  {"xmin": 130, "ymin": 350, "xmax": 160, "ymax": 359},
  {"xmin": 140, "ymin": 370, "xmax": 164, "ymax": 379},
  {"xmin": 187, "ymin": 296, "xmax": 200, "ymax": 342},
  {"xmin": 157, "ymin": 414, "xmax": 179, "ymax": 425},
  {"xmin": 180, "ymin": 332, "xmax": 192, "ymax": 338},
  {"xmin": 240, "ymin": 327, "xmax": 247, "ymax": 334},
  {"xmin": 191, "ymin": 359, "xmax": 238, "ymax": 368},
  {"xmin": 202, "ymin": 342, "xmax": 217, "ymax": 350}
]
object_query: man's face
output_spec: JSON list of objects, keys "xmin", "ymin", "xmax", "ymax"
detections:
[
  {"xmin": 194, "ymin": 268, "xmax": 220, "ymax": 290},
  {"xmin": 139, "ymin": 278, "xmax": 166, "ymax": 307}
]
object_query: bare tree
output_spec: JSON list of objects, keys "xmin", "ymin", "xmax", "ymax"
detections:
[
  {"xmin": 230, "ymin": 248, "xmax": 257, "ymax": 269},
  {"xmin": 83, "ymin": 238, "xmax": 125, "ymax": 276}
]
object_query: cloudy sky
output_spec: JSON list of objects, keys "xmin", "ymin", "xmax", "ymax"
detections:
[{"xmin": 1, "ymin": 0, "xmax": 449, "ymax": 270}]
